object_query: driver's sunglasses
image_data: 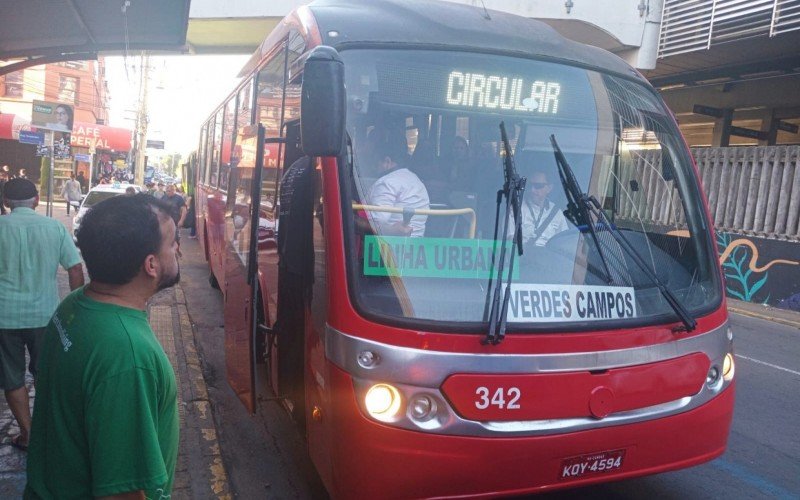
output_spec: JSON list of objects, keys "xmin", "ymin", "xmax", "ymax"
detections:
[{"xmin": 530, "ymin": 182, "xmax": 549, "ymax": 189}]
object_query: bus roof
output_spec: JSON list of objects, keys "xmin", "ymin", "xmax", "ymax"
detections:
[{"xmin": 306, "ymin": 0, "xmax": 643, "ymax": 82}]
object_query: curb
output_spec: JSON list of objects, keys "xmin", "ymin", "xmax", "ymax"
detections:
[
  {"xmin": 727, "ymin": 305, "xmax": 800, "ymax": 329},
  {"xmin": 174, "ymin": 286, "xmax": 232, "ymax": 500},
  {"xmin": 150, "ymin": 287, "xmax": 231, "ymax": 499}
]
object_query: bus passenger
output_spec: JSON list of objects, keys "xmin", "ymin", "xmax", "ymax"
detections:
[
  {"xmin": 367, "ymin": 143, "xmax": 430, "ymax": 237},
  {"xmin": 517, "ymin": 168, "xmax": 569, "ymax": 247},
  {"xmin": 410, "ymin": 138, "xmax": 448, "ymax": 203},
  {"xmin": 276, "ymin": 156, "xmax": 316, "ymax": 422},
  {"xmin": 443, "ymin": 136, "xmax": 477, "ymax": 191}
]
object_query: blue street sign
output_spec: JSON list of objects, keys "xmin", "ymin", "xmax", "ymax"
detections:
[
  {"xmin": 74, "ymin": 153, "xmax": 92, "ymax": 162},
  {"xmin": 19, "ymin": 130, "xmax": 45, "ymax": 145}
]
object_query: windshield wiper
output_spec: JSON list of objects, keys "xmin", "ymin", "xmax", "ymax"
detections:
[
  {"xmin": 549, "ymin": 134, "xmax": 697, "ymax": 332},
  {"xmin": 550, "ymin": 136, "xmax": 613, "ymax": 285},
  {"xmin": 483, "ymin": 122, "xmax": 526, "ymax": 345}
]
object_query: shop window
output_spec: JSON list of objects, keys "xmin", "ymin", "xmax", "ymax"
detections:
[
  {"xmin": 4, "ymin": 71, "xmax": 23, "ymax": 98},
  {"xmin": 58, "ymin": 75, "xmax": 79, "ymax": 105}
]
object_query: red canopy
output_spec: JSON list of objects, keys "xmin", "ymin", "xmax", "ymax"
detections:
[
  {"xmin": 71, "ymin": 122, "xmax": 132, "ymax": 152},
  {"xmin": 0, "ymin": 113, "xmax": 132, "ymax": 152},
  {"xmin": 0, "ymin": 113, "xmax": 30, "ymax": 141}
]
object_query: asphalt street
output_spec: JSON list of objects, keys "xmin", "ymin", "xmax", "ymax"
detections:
[{"xmin": 534, "ymin": 311, "xmax": 800, "ymax": 500}]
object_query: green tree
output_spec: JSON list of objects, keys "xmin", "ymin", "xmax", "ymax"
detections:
[{"xmin": 160, "ymin": 153, "xmax": 182, "ymax": 177}]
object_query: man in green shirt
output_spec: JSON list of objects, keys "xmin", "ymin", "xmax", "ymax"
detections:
[
  {"xmin": 0, "ymin": 178, "xmax": 84, "ymax": 451},
  {"xmin": 25, "ymin": 194, "xmax": 180, "ymax": 499}
]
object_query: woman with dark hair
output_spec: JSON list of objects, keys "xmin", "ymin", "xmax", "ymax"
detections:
[{"xmin": 52, "ymin": 105, "xmax": 74, "ymax": 132}]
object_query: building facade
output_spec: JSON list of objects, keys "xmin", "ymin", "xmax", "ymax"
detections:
[{"xmin": 0, "ymin": 57, "xmax": 130, "ymax": 194}]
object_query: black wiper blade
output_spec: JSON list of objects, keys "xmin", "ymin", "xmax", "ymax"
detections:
[
  {"xmin": 549, "ymin": 134, "xmax": 697, "ymax": 332},
  {"xmin": 483, "ymin": 122, "xmax": 526, "ymax": 345},
  {"xmin": 550, "ymin": 135, "xmax": 613, "ymax": 285}
]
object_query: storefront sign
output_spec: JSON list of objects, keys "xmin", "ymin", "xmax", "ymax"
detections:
[
  {"xmin": 74, "ymin": 153, "xmax": 92, "ymax": 162},
  {"xmin": 1, "ymin": 114, "xmax": 132, "ymax": 152},
  {"xmin": 18, "ymin": 130, "xmax": 45, "ymax": 145},
  {"xmin": 70, "ymin": 122, "xmax": 132, "ymax": 151}
]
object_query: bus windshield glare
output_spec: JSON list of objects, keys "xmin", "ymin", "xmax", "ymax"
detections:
[{"xmin": 342, "ymin": 49, "xmax": 720, "ymax": 329}]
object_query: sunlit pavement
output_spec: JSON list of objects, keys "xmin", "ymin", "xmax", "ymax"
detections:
[{"xmin": 0, "ymin": 201, "xmax": 231, "ymax": 499}]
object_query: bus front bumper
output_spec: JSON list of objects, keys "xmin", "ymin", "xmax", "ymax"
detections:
[{"xmin": 320, "ymin": 365, "xmax": 735, "ymax": 499}]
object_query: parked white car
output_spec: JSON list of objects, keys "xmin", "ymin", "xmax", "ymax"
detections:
[{"xmin": 72, "ymin": 183, "xmax": 142, "ymax": 241}]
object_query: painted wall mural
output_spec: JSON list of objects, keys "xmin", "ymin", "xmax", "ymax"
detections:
[{"xmin": 716, "ymin": 232, "xmax": 800, "ymax": 311}]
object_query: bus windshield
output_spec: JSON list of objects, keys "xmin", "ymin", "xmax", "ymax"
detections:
[{"xmin": 341, "ymin": 49, "xmax": 721, "ymax": 329}]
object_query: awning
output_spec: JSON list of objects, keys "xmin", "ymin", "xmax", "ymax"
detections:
[
  {"xmin": 0, "ymin": 0, "xmax": 190, "ymax": 75},
  {"xmin": 0, "ymin": 114, "xmax": 29, "ymax": 142},
  {"xmin": 0, "ymin": 113, "xmax": 132, "ymax": 152},
  {"xmin": 71, "ymin": 122, "xmax": 132, "ymax": 152}
]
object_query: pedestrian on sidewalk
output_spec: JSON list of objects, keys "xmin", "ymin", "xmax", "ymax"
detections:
[
  {"xmin": 276, "ymin": 156, "xmax": 317, "ymax": 423},
  {"xmin": 154, "ymin": 181, "xmax": 166, "ymax": 199},
  {"xmin": 76, "ymin": 170, "xmax": 87, "ymax": 194},
  {"xmin": 162, "ymin": 183, "xmax": 187, "ymax": 246},
  {"xmin": 0, "ymin": 178, "xmax": 84, "ymax": 452},
  {"xmin": 184, "ymin": 193, "xmax": 197, "ymax": 238},
  {"xmin": 61, "ymin": 172, "xmax": 82, "ymax": 215},
  {"xmin": 25, "ymin": 194, "xmax": 180, "ymax": 499}
]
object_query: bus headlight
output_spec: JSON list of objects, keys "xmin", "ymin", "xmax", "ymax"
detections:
[
  {"xmin": 365, "ymin": 383, "xmax": 401, "ymax": 420},
  {"xmin": 722, "ymin": 353, "xmax": 735, "ymax": 381}
]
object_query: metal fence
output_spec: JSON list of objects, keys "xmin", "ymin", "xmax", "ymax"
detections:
[{"xmin": 693, "ymin": 145, "xmax": 800, "ymax": 240}]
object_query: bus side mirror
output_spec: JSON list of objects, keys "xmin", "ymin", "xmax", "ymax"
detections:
[{"xmin": 301, "ymin": 46, "xmax": 346, "ymax": 157}]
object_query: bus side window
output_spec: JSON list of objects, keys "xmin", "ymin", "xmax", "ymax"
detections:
[{"xmin": 256, "ymin": 43, "xmax": 287, "ymax": 211}]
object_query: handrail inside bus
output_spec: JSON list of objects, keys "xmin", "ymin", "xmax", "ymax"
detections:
[{"xmin": 353, "ymin": 204, "xmax": 477, "ymax": 239}]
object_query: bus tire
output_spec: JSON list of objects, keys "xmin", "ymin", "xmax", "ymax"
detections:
[{"xmin": 208, "ymin": 272, "xmax": 220, "ymax": 289}]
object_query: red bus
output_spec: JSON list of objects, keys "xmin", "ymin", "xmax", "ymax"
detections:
[{"xmin": 194, "ymin": 0, "xmax": 735, "ymax": 497}]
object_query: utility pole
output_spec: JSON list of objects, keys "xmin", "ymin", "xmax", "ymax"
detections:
[{"xmin": 134, "ymin": 52, "xmax": 149, "ymax": 186}]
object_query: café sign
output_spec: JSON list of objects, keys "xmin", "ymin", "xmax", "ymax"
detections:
[{"xmin": 70, "ymin": 122, "xmax": 132, "ymax": 151}]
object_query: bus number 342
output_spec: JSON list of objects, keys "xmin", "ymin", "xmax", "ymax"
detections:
[{"xmin": 475, "ymin": 387, "xmax": 521, "ymax": 410}]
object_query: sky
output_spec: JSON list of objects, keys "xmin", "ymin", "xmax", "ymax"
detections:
[{"xmin": 105, "ymin": 54, "xmax": 250, "ymax": 159}]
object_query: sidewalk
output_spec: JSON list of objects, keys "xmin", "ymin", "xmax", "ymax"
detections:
[
  {"xmin": 0, "ymin": 202, "xmax": 230, "ymax": 499},
  {"xmin": 727, "ymin": 299, "xmax": 800, "ymax": 329}
]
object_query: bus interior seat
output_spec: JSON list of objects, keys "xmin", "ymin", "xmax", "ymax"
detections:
[
  {"xmin": 423, "ymin": 191, "xmax": 476, "ymax": 239},
  {"xmin": 423, "ymin": 203, "xmax": 457, "ymax": 238}
]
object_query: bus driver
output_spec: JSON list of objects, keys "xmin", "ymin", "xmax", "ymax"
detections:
[{"xmin": 517, "ymin": 168, "xmax": 569, "ymax": 247}]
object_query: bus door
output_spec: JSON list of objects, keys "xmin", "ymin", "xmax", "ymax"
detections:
[
  {"xmin": 223, "ymin": 124, "xmax": 266, "ymax": 413},
  {"xmin": 272, "ymin": 119, "xmax": 309, "ymax": 420}
]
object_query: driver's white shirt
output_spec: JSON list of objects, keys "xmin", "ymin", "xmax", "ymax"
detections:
[
  {"xmin": 517, "ymin": 199, "xmax": 569, "ymax": 246},
  {"xmin": 368, "ymin": 167, "xmax": 430, "ymax": 237}
]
